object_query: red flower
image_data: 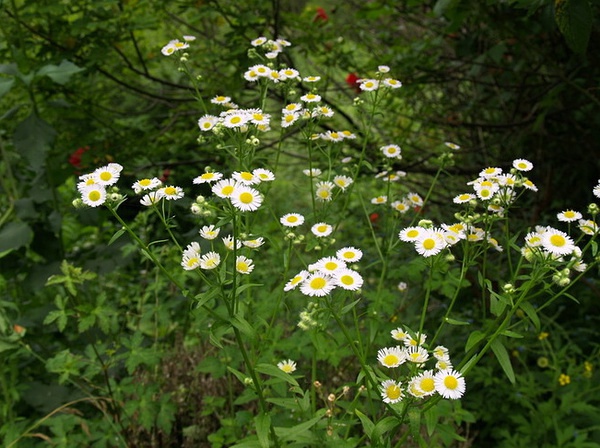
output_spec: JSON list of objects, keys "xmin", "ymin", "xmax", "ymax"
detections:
[
  {"xmin": 314, "ymin": 7, "xmax": 329, "ymax": 22},
  {"xmin": 369, "ymin": 212, "xmax": 380, "ymax": 224},
  {"xmin": 346, "ymin": 72, "xmax": 361, "ymax": 93},
  {"xmin": 159, "ymin": 168, "xmax": 171, "ymax": 183},
  {"xmin": 68, "ymin": 145, "xmax": 90, "ymax": 169}
]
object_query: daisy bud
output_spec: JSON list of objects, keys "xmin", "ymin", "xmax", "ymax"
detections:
[
  {"xmin": 190, "ymin": 204, "xmax": 202, "ymax": 215},
  {"xmin": 243, "ymin": 377, "xmax": 254, "ymax": 386},
  {"xmin": 588, "ymin": 203, "xmax": 599, "ymax": 215},
  {"xmin": 503, "ymin": 283, "xmax": 516, "ymax": 294},
  {"xmin": 180, "ymin": 56, "xmax": 188, "ymax": 62},
  {"xmin": 196, "ymin": 75, "xmax": 202, "ymax": 81},
  {"xmin": 314, "ymin": 381, "xmax": 322, "ymax": 388},
  {"xmin": 418, "ymin": 219, "xmax": 433, "ymax": 228},
  {"xmin": 327, "ymin": 393, "xmax": 336, "ymax": 402},
  {"xmin": 72, "ymin": 198, "xmax": 84, "ymax": 208},
  {"xmin": 177, "ymin": 67, "xmax": 185, "ymax": 72},
  {"xmin": 445, "ymin": 254, "xmax": 455, "ymax": 262}
]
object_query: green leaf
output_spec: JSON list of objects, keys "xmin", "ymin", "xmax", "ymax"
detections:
[
  {"xmin": 13, "ymin": 113, "xmax": 56, "ymax": 172},
  {"xmin": 490, "ymin": 338, "xmax": 515, "ymax": 384},
  {"xmin": 274, "ymin": 410, "xmax": 325, "ymax": 442},
  {"xmin": 341, "ymin": 298, "xmax": 361, "ymax": 314},
  {"xmin": 255, "ymin": 363, "xmax": 299, "ymax": 387},
  {"xmin": 409, "ymin": 408, "xmax": 421, "ymax": 440},
  {"xmin": 501, "ymin": 330, "xmax": 523, "ymax": 339},
  {"xmin": 37, "ymin": 60, "xmax": 85, "ymax": 85},
  {"xmin": 465, "ymin": 330, "xmax": 486, "ymax": 353},
  {"xmin": 555, "ymin": 0, "xmax": 592, "ymax": 54},
  {"xmin": 0, "ymin": 221, "xmax": 33, "ymax": 255},
  {"xmin": 108, "ymin": 228, "xmax": 126, "ymax": 245},
  {"xmin": 230, "ymin": 314, "xmax": 256, "ymax": 340},
  {"xmin": 372, "ymin": 416, "xmax": 399, "ymax": 441},
  {"xmin": 424, "ymin": 405, "xmax": 438, "ymax": 436},
  {"xmin": 519, "ymin": 302, "xmax": 540, "ymax": 331},
  {"xmin": 444, "ymin": 317, "xmax": 471, "ymax": 326},
  {"xmin": 254, "ymin": 413, "xmax": 271, "ymax": 448},
  {"xmin": 355, "ymin": 410, "xmax": 374, "ymax": 439},
  {"xmin": 0, "ymin": 78, "xmax": 14, "ymax": 98}
]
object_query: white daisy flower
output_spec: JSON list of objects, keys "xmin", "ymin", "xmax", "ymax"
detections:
[
  {"xmin": 235, "ymin": 256, "xmax": 254, "ymax": 274},
  {"xmin": 80, "ymin": 184, "xmax": 106, "ymax": 207},
  {"xmin": 300, "ymin": 273, "xmax": 335, "ymax": 297},
  {"xmin": 380, "ymin": 379, "xmax": 403, "ymax": 404},
  {"xmin": 93, "ymin": 163, "xmax": 123, "ymax": 186},
  {"xmin": 193, "ymin": 172, "xmax": 223, "ymax": 184},
  {"xmin": 335, "ymin": 247, "xmax": 362, "ymax": 263},
  {"xmin": 280, "ymin": 213, "xmax": 305, "ymax": 227},
  {"xmin": 221, "ymin": 235, "xmax": 242, "ymax": 251},
  {"xmin": 199, "ymin": 225, "xmax": 220, "ymax": 240},
  {"xmin": 199, "ymin": 251, "xmax": 221, "ymax": 270},
  {"xmin": 252, "ymin": 168, "xmax": 275, "ymax": 182},
  {"xmin": 132, "ymin": 177, "xmax": 162, "ymax": 194},
  {"xmin": 230, "ymin": 186, "xmax": 262, "ymax": 212},
  {"xmin": 377, "ymin": 346, "xmax": 406, "ymax": 368},
  {"xmin": 381, "ymin": 144, "xmax": 402, "ymax": 159},
  {"xmin": 243, "ymin": 237, "xmax": 265, "ymax": 248},
  {"xmin": 212, "ymin": 179, "xmax": 239, "ymax": 198},
  {"xmin": 311, "ymin": 222, "xmax": 333, "ymax": 237},
  {"xmin": 434, "ymin": 369, "xmax": 466, "ymax": 399},
  {"xmin": 557, "ymin": 210, "xmax": 582, "ymax": 222},
  {"xmin": 512, "ymin": 159, "xmax": 533, "ymax": 171},
  {"xmin": 140, "ymin": 190, "xmax": 165, "ymax": 206},
  {"xmin": 541, "ymin": 228, "xmax": 576, "ymax": 256},
  {"xmin": 359, "ymin": 79, "xmax": 379, "ymax": 91},
  {"xmin": 333, "ymin": 175, "xmax": 353, "ymax": 190},
  {"xmin": 334, "ymin": 268, "xmax": 363, "ymax": 291},
  {"xmin": 159, "ymin": 185, "xmax": 184, "ymax": 200},
  {"xmin": 284, "ymin": 270, "xmax": 309, "ymax": 291},
  {"xmin": 277, "ymin": 359, "xmax": 296, "ymax": 373},
  {"xmin": 198, "ymin": 114, "xmax": 220, "ymax": 132}
]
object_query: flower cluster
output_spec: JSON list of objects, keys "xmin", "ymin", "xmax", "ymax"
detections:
[
  {"xmin": 249, "ymin": 36, "xmax": 291, "ymax": 59},
  {"xmin": 398, "ymin": 159, "xmax": 542, "ymax": 257},
  {"xmin": 284, "ymin": 247, "xmax": 364, "ymax": 296},
  {"xmin": 76, "ymin": 163, "xmax": 123, "ymax": 207},
  {"xmin": 161, "ymin": 35, "xmax": 196, "ymax": 56},
  {"xmin": 356, "ymin": 66, "xmax": 403, "ymax": 92},
  {"xmin": 378, "ymin": 328, "xmax": 465, "ymax": 403},
  {"xmin": 198, "ymin": 107, "xmax": 272, "ymax": 133}
]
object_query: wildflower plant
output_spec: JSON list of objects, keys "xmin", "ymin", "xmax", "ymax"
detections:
[{"xmin": 63, "ymin": 34, "xmax": 600, "ymax": 446}]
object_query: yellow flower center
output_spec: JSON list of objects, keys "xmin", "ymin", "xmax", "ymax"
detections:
[
  {"xmin": 239, "ymin": 192, "xmax": 254, "ymax": 204},
  {"xmin": 310, "ymin": 277, "xmax": 326, "ymax": 289},
  {"xmin": 201, "ymin": 173, "xmax": 214, "ymax": 180},
  {"xmin": 444, "ymin": 376, "xmax": 458, "ymax": 390},
  {"xmin": 164, "ymin": 186, "xmax": 176, "ymax": 196},
  {"xmin": 287, "ymin": 216, "xmax": 298, "ymax": 223},
  {"xmin": 423, "ymin": 238, "xmax": 436, "ymax": 250},
  {"xmin": 386, "ymin": 384, "xmax": 401, "ymax": 400},
  {"xmin": 407, "ymin": 230, "xmax": 419, "ymax": 238},
  {"xmin": 340, "ymin": 275, "xmax": 354, "ymax": 286},
  {"xmin": 564, "ymin": 211, "xmax": 575, "ymax": 218},
  {"xmin": 221, "ymin": 186, "xmax": 234, "ymax": 196},
  {"xmin": 420, "ymin": 378, "xmax": 435, "ymax": 392},
  {"xmin": 139, "ymin": 179, "xmax": 151, "ymax": 186},
  {"xmin": 231, "ymin": 116, "xmax": 242, "ymax": 124},
  {"xmin": 317, "ymin": 225, "xmax": 328, "ymax": 233},
  {"xmin": 237, "ymin": 262, "xmax": 248, "ymax": 271},
  {"xmin": 324, "ymin": 262, "xmax": 337, "ymax": 270},
  {"xmin": 88, "ymin": 191, "xmax": 101, "ymax": 201},
  {"xmin": 187, "ymin": 258, "xmax": 199, "ymax": 267},
  {"xmin": 342, "ymin": 251, "xmax": 354, "ymax": 259},
  {"xmin": 550, "ymin": 234, "xmax": 565, "ymax": 247},
  {"xmin": 100, "ymin": 172, "xmax": 112, "ymax": 181},
  {"xmin": 383, "ymin": 354, "xmax": 399, "ymax": 366}
]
